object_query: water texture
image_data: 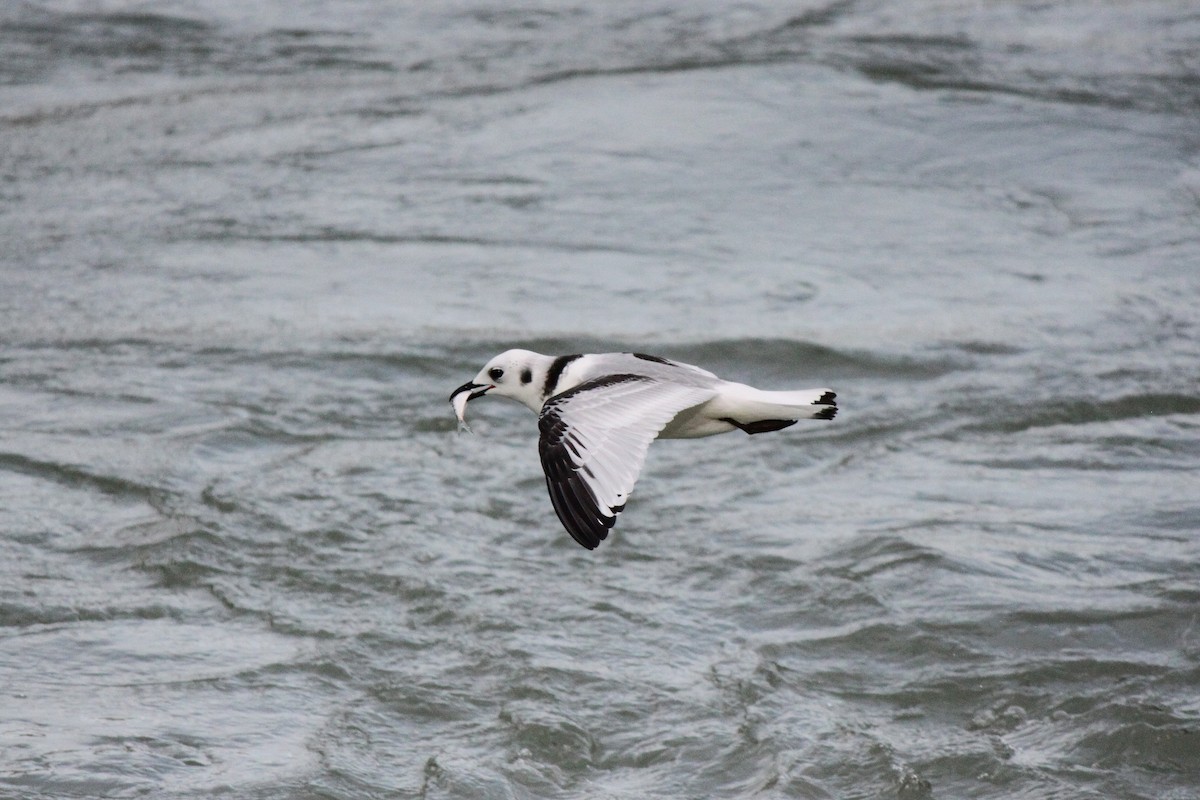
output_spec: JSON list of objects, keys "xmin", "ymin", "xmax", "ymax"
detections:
[{"xmin": 1, "ymin": 2, "xmax": 1198, "ymax": 798}]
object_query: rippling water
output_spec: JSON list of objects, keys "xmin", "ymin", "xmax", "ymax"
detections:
[{"xmin": 2, "ymin": 2, "xmax": 1199, "ymax": 798}]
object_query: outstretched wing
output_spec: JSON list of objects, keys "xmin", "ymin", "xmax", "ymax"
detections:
[{"xmin": 537, "ymin": 374, "xmax": 714, "ymax": 549}]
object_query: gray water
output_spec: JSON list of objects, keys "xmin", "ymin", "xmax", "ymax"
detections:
[{"xmin": 2, "ymin": 2, "xmax": 1199, "ymax": 798}]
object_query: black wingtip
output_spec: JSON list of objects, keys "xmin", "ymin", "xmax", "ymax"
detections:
[
  {"xmin": 813, "ymin": 391, "xmax": 837, "ymax": 406},
  {"xmin": 814, "ymin": 406, "xmax": 837, "ymax": 420},
  {"xmin": 720, "ymin": 417, "xmax": 799, "ymax": 435},
  {"xmin": 541, "ymin": 454, "xmax": 615, "ymax": 550},
  {"xmin": 631, "ymin": 352, "xmax": 672, "ymax": 365}
]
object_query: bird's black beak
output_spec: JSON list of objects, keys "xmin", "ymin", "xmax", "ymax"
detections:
[{"xmin": 448, "ymin": 381, "xmax": 491, "ymax": 404}]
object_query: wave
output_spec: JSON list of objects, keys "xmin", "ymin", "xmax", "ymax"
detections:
[
  {"xmin": 0, "ymin": 451, "xmax": 166, "ymax": 505},
  {"xmin": 956, "ymin": 392, "xmax": 1200, "ymax": 436}
]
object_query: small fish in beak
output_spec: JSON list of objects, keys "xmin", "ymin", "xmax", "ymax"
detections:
[
  {"xmin": 448, "ymin": 381, "xmax": 491, "ymax": 433},
  {"xmin": 451, "ymin": 391, "xmax": 472, "ymax": 432}
]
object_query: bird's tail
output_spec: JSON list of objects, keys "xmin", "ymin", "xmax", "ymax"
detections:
[
  {"xmin": 752, "ymin": 388, "xmax": 837, "ymax": 420},
  {"xmin": 718, "ymin": 386, "xmax": 838, "ymax": 433}
]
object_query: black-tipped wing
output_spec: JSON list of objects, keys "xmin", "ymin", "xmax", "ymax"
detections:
[{"xmin": 537, "ymin": 375, "xmax": 714, "ymax": 549}]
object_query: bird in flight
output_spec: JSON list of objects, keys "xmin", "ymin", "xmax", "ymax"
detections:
[{"xmin": 449, "ymin": 350, "xmax": 837, "ymax": 549}]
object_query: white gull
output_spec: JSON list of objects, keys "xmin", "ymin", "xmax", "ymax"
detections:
[{"xmin": 449, "ymin": 349, "xmax": 837, "ymax": 549}]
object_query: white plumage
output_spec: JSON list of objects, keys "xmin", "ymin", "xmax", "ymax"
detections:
[{"xmin": 449, "ymin": 350, "xmax": 837, "ymax": 549}]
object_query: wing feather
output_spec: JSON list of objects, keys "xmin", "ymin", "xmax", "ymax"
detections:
[{"xmin": 537, "ymin": 374, "xmax": 714, "ymax": 549}]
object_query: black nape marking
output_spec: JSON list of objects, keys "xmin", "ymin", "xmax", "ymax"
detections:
[
  {"xmin": 520, "ymin": 368, "xmax": 532, "ymax": 385},
  {"xmin": 720, "ymin": 417, "xmax": 799, "ymax": 435},
  {"xmin": 632, "ymin": 352, "xmax": 672, "ymax": 365},
  {"xmin": 543, "ymin": 353, "xmax": 581, "ymax": 398},
  {"xmin": 813, "ymin": 391, "xmax": 837, "ymax": 406}
]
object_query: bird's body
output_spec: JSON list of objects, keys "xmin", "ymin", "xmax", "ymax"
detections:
[{"xmin": 450, "ymin": 349, "xmax": 837, "ymax": 549}]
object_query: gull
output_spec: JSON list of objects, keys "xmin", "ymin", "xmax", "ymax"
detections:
[{"xmin": 449, "ymin": 350, "xmax": 837, "ymax": 549}]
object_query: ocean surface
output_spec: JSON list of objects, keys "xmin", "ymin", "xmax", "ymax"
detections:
[{"xmin": 2, "ymin": 2, "xmax": 1199, "ymax": 798}]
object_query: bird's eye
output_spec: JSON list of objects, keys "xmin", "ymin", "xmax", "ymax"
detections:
[{"xmin": 488, "ymin": 367, "xmax": 504, "ymax": 381}]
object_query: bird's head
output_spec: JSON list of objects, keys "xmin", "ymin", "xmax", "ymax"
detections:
[{"xmin": 449, "ymin": 349, "xmax": 550, "ymax": 427}]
